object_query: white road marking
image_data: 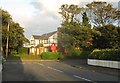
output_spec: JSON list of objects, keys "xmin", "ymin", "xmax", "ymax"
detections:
[
  {"xmin": 48, "ymin": 66, "xmax": 63, "ymax": 73},
  {"xmin": 73, "ymin": 75, "xmax": 97, "ymax": 83}
]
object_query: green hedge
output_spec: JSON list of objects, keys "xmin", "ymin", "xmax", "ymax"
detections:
[
  {"xmin": 18, "ymin": 47, "xmax": 28, "ymax": 54},
  {"xmin": 65, "ymin": 50, "xmax": 91, "ymax": 59},
  {"xmin": 41, "ymin": 52, "xmax": 64, "ymax": 60},
  {"xmin": 88, "ymin": 49, "xmax": 120, "ymax": 61}
]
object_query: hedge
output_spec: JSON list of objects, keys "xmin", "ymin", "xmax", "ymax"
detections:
[
  {"xmin": 41, "ymin": 52, "xmax": 64, "ymax": 60},
  {"xmin": 65, "ymin": 50, "xmax": 91, "ymax": 59},
  {"xmin": 88, "ymin": 49, "xmax": 120, "ymax": 61},
  {"xmin": 18, "ymin": 47, "xmax": 28, "ymax": 54}
]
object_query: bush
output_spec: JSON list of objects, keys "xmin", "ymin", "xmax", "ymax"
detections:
[
  {"xmin": 88, "ymin": 49, "xmax": 120, "ymax": 61},
  {"xmin": 41, "ymin": 52, "xmax": 64, "ymax": 60},
  {"xmin": 18, "ymin": 47, "xmax": 28, "ymax": 54},
  {"xmin": 65, "ymin": 50, "xmax": 91, "ymax": 59}
]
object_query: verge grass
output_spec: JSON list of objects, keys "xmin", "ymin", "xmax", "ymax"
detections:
[{"xmin": 8, "ymin": 54, "xmax": 41, "ymax": 60}]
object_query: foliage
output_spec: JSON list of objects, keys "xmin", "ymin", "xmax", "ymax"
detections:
[
  {"xmin": 18, "ymin": 47, "xmax": 28, "ymax": 54},
  {"xmin": 88, "ymin": 49, "xmax": 120, "ymax": 61},
  {"xmin": 58, "ymin": 4, "xmax": 93, "ymax": 51},
  {"xmin": 82, "ymin": 12, "xmax": 91, "ymax": 27},
  {"xmin": 58, "ymin": 22, "xmax": 93, "ymax": 51},
  {"xmin": 65, "ymin": 50, "xmax": 91, "ymax": 59},
  {"xmin": 92, "ymin": 24, "xmax": 120, "ymax": 49},
  {"xmin": 41, "ymin": 52, "xmax": 64, "ymax": 60},
  {"xmin": 59, "ymin": 4, "xmax": 82, "ymax": 22},
  {"xmin": 86, "ymin": 1, "xmax": 119, "ymax": 27},
  {"xmin": 1, "ymin": 8, "xmax": 28, "ymax": 55}
]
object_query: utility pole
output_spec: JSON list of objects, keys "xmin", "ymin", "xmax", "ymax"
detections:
[{"xmin": 6, "ymin": 22, "xmax": 9, "ymax": 58}]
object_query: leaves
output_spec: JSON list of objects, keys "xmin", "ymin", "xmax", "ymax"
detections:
[
  {"xmin": 59, "ymin": 4, "xmax": 82, "ymax": 22},
  {"xmin": 1, "ymin": 8, "xmax": 28, "ymax": 54},
  {"xmin": 86, "ymin": 1, "xmax": 119, "ymax": 26}
]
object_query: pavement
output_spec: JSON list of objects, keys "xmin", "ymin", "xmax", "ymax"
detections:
[{"xmin": 60, "ymin": 59, "xmax": 120, "ymax": 77}]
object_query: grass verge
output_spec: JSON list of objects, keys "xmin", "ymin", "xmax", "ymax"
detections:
[{"xmin": 8, "ymin": 54, "xmax": 41, "ymax": 60}]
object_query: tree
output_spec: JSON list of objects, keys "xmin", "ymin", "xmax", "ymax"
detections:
[
  {"xmin": 82, "ymin": 12, "xmax": 91, "ymax": 28},
  {"xmin": 1, "ymin": 8, "xmax": 28, "ymax": 56},
  {"xmin": 86, "ymin": 1, "xmax": 119, "ymax": 27},
  {"xmin": 1, "ymin": 8, "xmax": 12, "ymax": 57},
  {"xmin": 58, "ymin": 4, "xmax": 93, "ymax": 51},
  {"xmin": 59, "ymin": 4, "xmax": 82, "ymax": 22},
  {"xmin": 93, "ymin": 24, "xmax": 120, "ymax": 49}
]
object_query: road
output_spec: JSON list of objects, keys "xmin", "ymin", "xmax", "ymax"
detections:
[{"xmin": 2, "ymin": 60, "xmax": 119, "ymax": 82}]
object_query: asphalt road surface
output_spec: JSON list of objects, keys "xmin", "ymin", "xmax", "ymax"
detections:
[{"xmin": 2, "ymin": 61, "xmax": 119, "ymax": 82}]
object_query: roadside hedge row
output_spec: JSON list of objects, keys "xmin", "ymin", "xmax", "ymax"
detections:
[
  {"xmin": 88, "ymin": 49, "xmax": 120, "ymax": 61},
  {"xmin": 18, "ymin": 47, "xmax": 28, "ymax": 54},
  {"xmin": 41, "ymin": 52, "xmax": 64, "ymax": 60},
  {"xmin": 65, "ymin": 50, "xmax": 91, "ymax": 59}
]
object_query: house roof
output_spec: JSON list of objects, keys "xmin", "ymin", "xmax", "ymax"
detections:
[
  {"xmin": 32, "ymin": 35, "xmax": 41, "ymax": 39},
  {"xmin": 32, "ymin": 31, "xmax": 57, "ymax": 40},
  {"xmin": 41, "ymin": 31, "xmax": 57, "ymax": 39}
]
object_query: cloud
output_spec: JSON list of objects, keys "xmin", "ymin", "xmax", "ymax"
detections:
[{"xmin": 24, "ymin": 0, "xmax": 84, "ymax": 39}]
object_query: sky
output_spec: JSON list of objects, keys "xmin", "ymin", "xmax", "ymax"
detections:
[{"xmin": 1, "ymin": 0, "xmax": 119, "ymax": 39}]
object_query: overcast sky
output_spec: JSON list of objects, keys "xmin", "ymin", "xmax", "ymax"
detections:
[{"xmin": 1, "ymin": 0, "xmax": 119, "ymax": 39}]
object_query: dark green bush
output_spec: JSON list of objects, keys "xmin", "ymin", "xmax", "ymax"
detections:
[
  {"xmin": 18, "ymin": 47, "xmax": 28, "ymax": 54},
  {"xmin": 88, "ymin": 49, "xmax": 120, "ymax": 61},
  {"xmin": 65, "ymin": 50, "xmax": 91, "ymax": 59},
  {"xmin": 41, "ymin": 52, "xmax": 64, "ymax": 60}
]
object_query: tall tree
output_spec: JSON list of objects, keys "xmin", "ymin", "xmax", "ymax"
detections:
[
  {"xmin": 82, "ymin": 12, "xmax": 91, "ymax": 28},
  {"xmin": 93, "ymin": 24, "xmax": 120, "ymax": 49},
  {"xmin": 58, "ymin": 4, "xmax": 93, "ymax": 51},
  {"xmin": 59, "ymin": 4, "xmax": 81, "ymax": 22},
  {"xmin": 86, "ymin": 1, "xmax": 119, "ymax": 27},
  {"xmin": 1, "ymin": 8, "xmax": 28, "ymax": 56}
]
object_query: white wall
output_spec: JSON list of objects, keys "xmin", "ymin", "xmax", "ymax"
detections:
[
  {"xmin": 35, "ymin": 39, "xmax": 39, "ymax": 46},
  {"xmin": 48, "ymin": 32, "xmax": 57, "ymax": 46},
  {"xmin": 88, "ymin": 59, "xmax": 120, "ymax": 69}
]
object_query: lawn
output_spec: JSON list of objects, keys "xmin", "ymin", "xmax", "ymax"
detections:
[{"xmin": 8, "ymin": 54, "xmax": 41, "ymax": 60}]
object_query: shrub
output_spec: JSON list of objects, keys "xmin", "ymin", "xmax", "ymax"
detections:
[
  {"xmin": 88, "ymin": 49, "xmax": 120, "ymax": 61},
  {"xmin": 41, "ymin": 52, "xmax": 64, "ymax": 60},
  {"xmin": 18, "ymin": 47, "xmax": 28, "ymax": 54},
  {"xmin": 65, "ymin": 50, "xmax": 91, "ymax": 59}
]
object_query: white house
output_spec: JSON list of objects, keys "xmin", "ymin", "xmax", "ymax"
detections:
[{"xmin": 29, "ymin": 31, "xmax": 58, "ymax": 55}]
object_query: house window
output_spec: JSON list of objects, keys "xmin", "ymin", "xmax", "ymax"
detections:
[
  {"xmin": 44, "ymin": 40, "xmax": 48, "ymax": 44},
  {"xmin": 31, "ymin": 40, "xmax": 35, "ymax": 45},
  {"xmin": 39, "ymin": 40, "xmax": 43, "ymax": 44}
]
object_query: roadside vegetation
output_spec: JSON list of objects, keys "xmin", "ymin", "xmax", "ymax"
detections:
[
  {"xmin": 41, "ymin": 52, "xmax": 64, "ymax": 60},
  {"xmin": 8, "ymin": 54, "xmax": 41, "ymax": 60},
  {"xmin": 58, "ymin": 1, "xmax": 120, "ymax": 61},
  {"xmin": 1, "ymin": 8, "xmax": 29, "ymax": 59},
  {"xmin": 88, "ymin": 49, "xmax": 120, "ymax": 61}
]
